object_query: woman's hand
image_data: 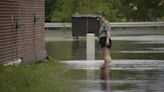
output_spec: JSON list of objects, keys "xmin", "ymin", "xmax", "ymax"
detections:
[{"xmin": 106, "ymin": 40, "xmax": 109, "ymax": 46}]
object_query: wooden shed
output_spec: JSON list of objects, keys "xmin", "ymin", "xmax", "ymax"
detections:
[
  {"xmin": 72, "ymin": 15, "xmax": 101, "ymax": 39},
  {"xmin": 0, "ymin": 0, "xmax": 47, "ymax": 64}
]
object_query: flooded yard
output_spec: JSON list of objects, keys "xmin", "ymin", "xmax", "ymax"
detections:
[{"xmin": 46, "ymin": 28, "xmax": 164, "ymax": 92}]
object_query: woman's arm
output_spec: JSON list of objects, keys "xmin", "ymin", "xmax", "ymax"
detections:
[
  {"xmin": 105, "ymin": 22, "xmax": 111, "ymax": 46},
  {"xmin": 106, "ymin": 30, "xmax": 110, "ymax": 46}
]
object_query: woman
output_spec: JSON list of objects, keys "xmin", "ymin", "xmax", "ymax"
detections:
[{"xmin": 99, "ymin": 13, "xmax": 112, "ymax": 65}]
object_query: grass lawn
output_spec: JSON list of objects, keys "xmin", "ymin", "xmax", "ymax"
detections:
[{"xmin": 0, "ymin": 60, "xmax": 77, "ymax": 92}]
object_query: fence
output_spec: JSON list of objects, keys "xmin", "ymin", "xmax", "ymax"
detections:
[{"xmin": 45, "ymin": 22, "xmax": 164, "ymax": 28}]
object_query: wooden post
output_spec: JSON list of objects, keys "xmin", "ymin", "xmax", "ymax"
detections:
[{"xmin": 86, "ymin": 33, "xmax": 95, "ymax": 60}]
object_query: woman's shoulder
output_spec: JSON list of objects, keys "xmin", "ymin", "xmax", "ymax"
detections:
[
  {"xmin": 104, "ymin": 20, "xmax": 109, "ymax": 23},
  {"xmin": 104, "ymin": 20, "xmax": 110, "ymax": 26}
]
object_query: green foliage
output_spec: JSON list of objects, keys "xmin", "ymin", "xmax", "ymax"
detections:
[
  {"xmin": 119, "ymin": 0, "xmax": 164, "ymax": 21},
  {"xmin": 45, "ymin": 0, "xmax": 62, "ymax": 22},
  {"xmin": 45, "ymin": 0, "xmax": 164, "ymax": 22}
]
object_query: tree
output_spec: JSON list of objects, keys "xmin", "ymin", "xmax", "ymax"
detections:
[
  {"xmin": 48, "ymin": 0, "xmax": 121, "ymax": 22},
  {"xmin": 45, "ymin": 0, "xmax": 62, "ymax": 22},
  {"xmin": 45, "ymin": 0, "xmax": 164, "ymax": 22},
  {"xmin": 119, "ymin": 0, "xmax": 164, "ymax": 21}
]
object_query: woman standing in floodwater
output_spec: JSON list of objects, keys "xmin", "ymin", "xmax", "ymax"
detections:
[{"xmin": 99, "ymin": 13, "xmax": 112, "ymax": 65}]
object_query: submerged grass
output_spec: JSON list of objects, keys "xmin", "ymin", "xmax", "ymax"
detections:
[{"xmin": 0, "ymin": 60, "xmax": 77, "ymax": 92}]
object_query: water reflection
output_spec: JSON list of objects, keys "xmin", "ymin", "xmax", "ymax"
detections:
[
  {"xmin": 72, "ymin": 40, "xmax": 86, "ymax": 60},
  {"xmin": 100, "ymin": 62, "xmax": 111, "ymax": 92}
]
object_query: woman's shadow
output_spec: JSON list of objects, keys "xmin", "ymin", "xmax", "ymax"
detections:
[{"xmin": 100, "ymin": 62, "xmax": 111, "ymax": 92}]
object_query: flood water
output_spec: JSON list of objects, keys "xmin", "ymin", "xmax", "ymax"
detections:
[{"xmin": 46, "ymin": 28, "xmax": 164, "ymax": 92}]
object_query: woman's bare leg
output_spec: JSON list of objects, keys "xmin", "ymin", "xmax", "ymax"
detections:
[{"xmin": 102, "ymin": 47, "xmax": 112, "ymax": 64}]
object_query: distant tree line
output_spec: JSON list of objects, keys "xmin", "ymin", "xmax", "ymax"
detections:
[{"xmin": 45, "ymin": 0, "xmax": 164, "ymax": 22}]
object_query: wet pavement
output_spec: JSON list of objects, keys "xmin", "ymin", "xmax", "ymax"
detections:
[{"xmin": 46, "ymin": 29, "xmax": 164, "ymax": 92}]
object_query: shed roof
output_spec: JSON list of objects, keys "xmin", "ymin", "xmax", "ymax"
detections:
[{"xmin": 72, "ymin": 14, "xmax": 101, "ymax": 18}]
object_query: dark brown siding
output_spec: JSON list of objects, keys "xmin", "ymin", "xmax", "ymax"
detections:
[
  {"xmin": 0, "ymin": 0, "xmax": 47, "ymax": 64},
  {"xmin": 72, "ymin": 15, "xmax": 100, "ymax": 38}
]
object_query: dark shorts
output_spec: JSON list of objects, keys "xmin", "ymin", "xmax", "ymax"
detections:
[{"xmin": 99, "ymin": 37, "xmax": 112, "ymax": 48}]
